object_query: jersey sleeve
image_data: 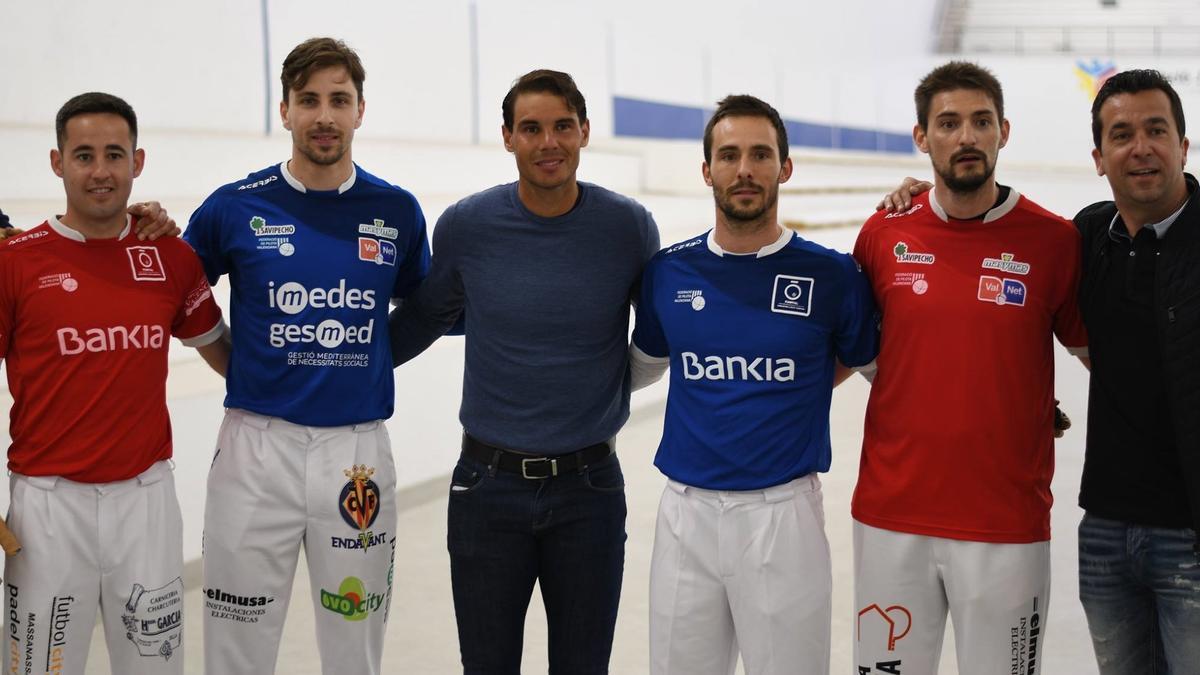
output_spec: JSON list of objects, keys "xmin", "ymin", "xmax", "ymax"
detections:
[
  {"xmin": 1053, "ymin": 226, "xmax": 1089, "ymax": 355},
  {"xmin": 388, "ymin": 203, "xmax": 465, "ymax": 366},
  {"xmin": 391, "ymin": 196, "xmax": 432, "ymax": 301},
  {"xmin": 835, "ymin": 254, "xmax": 881, "ymax": 367},
  {"xmin": 182, "ymin": 194, "xmax": 232, "ymax": 285},
  {"xmin": 170, "ymin": 244, "xmax": 225, "ymax": 347},
  {"xmin": 0, "ymin": 253, "xmax": 14, "ymax": 360},
  {"xmin": 631, "ymin": 257, "xmax": 669, "ymax": 359}
]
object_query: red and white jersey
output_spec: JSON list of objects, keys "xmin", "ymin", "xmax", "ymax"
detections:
[
  {"xmin": 851, "ymin": 189, "xmax": 1087, "ymax": 543},
  {"xmin": 0, "ymin": 217, "xmax": 224, "ymax": 482}
]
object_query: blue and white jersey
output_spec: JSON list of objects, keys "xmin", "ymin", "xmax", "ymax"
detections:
[
  {"xmin": 185, "ymin": 162, "xmax": 430, "ymax": 426},
  {"xmin": 633, "ymin": 228, "xmax": 878, "ymax": 490}
]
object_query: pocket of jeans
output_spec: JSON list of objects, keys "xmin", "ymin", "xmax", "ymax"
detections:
[
  {"xmin": 583, "ymin": 457, "xmax": 625, "ymax": 493},
  {"xmin": 448, "ymin": 460, "xmax": 486, "ymax": 496}
]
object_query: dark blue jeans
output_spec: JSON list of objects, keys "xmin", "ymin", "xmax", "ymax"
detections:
[
  {"xmin": 1078, "ymin": 513, "xmax": 1200, "ymax": 675},
  {"xmin": 447, "ymin": 450, "xmax": 627, "ymax": 674}
]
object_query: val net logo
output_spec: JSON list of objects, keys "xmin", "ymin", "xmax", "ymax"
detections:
[
  {"xmin": 977, "ymin": 275, "xmax": 1026, "ymax": 307},
  {"xmin": 1076, "ymin": 59, "xmax": 1117, "ymax": 98}
]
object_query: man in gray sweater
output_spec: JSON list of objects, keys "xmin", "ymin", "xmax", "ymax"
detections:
[{"xmin": 389, "ymin": 69, "xmax": 660, "ymax": 674}]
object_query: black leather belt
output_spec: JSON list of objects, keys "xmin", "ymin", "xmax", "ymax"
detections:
[{"xmin": 461, "ymin": 433, "xmax": 613, "ymax": 479}]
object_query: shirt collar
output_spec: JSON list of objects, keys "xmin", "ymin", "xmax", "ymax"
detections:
[
  {"xmin": 49, "ymin": 214, "xmax": 132, "ymax": 242},
  {"xmin": 928, "ymin": 186, "xmax": 1021, "ymax": 223},
  {"xmin": 279, "ymin": 161, "xmax": 357, "ymax": 194},
  {"xmin": 1108, "ymin": 196, "xmax": 1190, "ymax": 242},
  {"xmin": 706, "ymin": 226, "xmax": 793, "ymax": 258}
]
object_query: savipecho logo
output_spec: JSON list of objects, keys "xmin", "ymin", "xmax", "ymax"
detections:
[{"xmin": 893, "ymin": 241, "xmax": 935, "ymax": 264}]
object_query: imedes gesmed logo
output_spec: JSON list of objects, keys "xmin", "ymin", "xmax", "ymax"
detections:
[{"xmin": 267, "ymin": 280, "xmax": 377, "ymax": 349}]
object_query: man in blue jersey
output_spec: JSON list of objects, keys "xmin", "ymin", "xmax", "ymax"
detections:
[
  {"xmin": 629, "ymin": 95, "xmax": 879, "ymax": 675},
  {"xmin": 388, "ymin": 70, "xmax": 660, "ymax": 673},
  {"xmin": 183, "ymin": 38, "xmax": 429, "ymax": 675}
]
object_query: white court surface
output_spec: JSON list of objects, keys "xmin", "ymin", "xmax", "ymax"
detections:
[{"xmin": 72, "ymin": 223, "xmax": 1098, "ymax": 674}]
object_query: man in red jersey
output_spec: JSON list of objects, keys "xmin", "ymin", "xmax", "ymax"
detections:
[
  {"xmin": 0, "ymin": 92, "xmax": 227, "ymax": 674},
  {"xmin": 851, "ymin": 62, "xmax": 1087, "ymax": 675}
]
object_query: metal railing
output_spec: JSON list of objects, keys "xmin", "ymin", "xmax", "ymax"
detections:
[{"xmin": 947, "ymin": 24, "xmax": 1200, "ymax": 55}]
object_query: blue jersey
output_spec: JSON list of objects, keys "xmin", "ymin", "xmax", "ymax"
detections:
[
  {"xmin": 633, "ymin": 229, "xmax": 878, "ymax": 490},
  {"xmin": 185, "ymin": 162, "xmax": 430, "ymax": 426}
]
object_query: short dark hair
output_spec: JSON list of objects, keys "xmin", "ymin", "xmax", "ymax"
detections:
[
  {"xmin": 55, "ymin": 92, "xmax": 138, "ymax": 150},
  {"xmin": 501, "ymin": 69, "xmax": 587, "ymax": 130},
  {"xmin": 281, "ymin": 37, "xmax": 365, "ymax": 101},
  {"xmin": 1091, "ymin": 69, "xmax": 1185, "ymax": 149},
  {"xmin": 702, "ymin": 95, "xmax": 789, "ymax": 164},
  {"xmin": 914, "ymin": 61, "xmax": 1005, "ymax": 130}
]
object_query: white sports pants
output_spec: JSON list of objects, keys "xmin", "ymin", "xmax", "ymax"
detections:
[
  {"xmin": 4, "ymin": 460, "xmax": 184, "ymax": 674},
  {"xmin": 853, "ymin": 521, "xmax": 1051, "ymax": 675},
  {"xmin": 202, "ymin": 409, "xmax": 397, "ymax": 675},
  {"xmin": 649, "ymin": 475, "xmax": 832, "ymax": 675}
]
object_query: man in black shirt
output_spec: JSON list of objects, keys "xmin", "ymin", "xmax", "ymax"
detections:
[{"xmin": 1074, "ymin": 69, "xmax": 1200, "ymax": 674}]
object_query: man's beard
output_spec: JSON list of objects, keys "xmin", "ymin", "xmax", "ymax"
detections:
[
  {"xmin": 714, "ymin": 182, "xmax": 778, "ymax": 229},
  {"xmin": 937, "ymin": 149, "xmax": 995, "ymax": 194}
]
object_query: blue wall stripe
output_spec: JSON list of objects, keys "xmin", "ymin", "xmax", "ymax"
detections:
[{"xmin": 613, "ymin": 96, "xmax": 913, "ymax": 154}]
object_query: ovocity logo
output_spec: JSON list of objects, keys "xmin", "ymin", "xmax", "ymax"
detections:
[
  {"xmin": 319, "ymin": 577, "xmax": 385, "ymax": 622},
  {"xmin": 266, "ymin": 279, "xmax": 377, "ymax": 348}
]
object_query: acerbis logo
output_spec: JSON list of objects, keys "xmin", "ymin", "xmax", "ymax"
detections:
[
  {"xmin": 268, "ymin": 280, "xmax": 376, "ymax": 315},
  {"xmin": 237, "ymin": 175, "xmax": 278, "ymax": 191},
  {"xmin": 681, "ymin": 352, "xmax": 796, "ymax": 382}
]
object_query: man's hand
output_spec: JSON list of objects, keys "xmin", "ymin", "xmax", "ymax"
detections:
[
  {"xmin": 0, "ymin": 227, "xmax": 26, "ymax": 242},
  {"xmin": 876, "ymin": 177, "xmax": 933, "ymax": 212},
  {"xmin": 1054, "ymin": 399, "xmax": 1072, "ymax": 439},
  {"xmin": 128, "ymin": 201, "xmax": 181, "ymax": 240}
]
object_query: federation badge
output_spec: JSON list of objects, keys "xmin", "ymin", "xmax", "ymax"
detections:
[
  {"xmin": 771, "ymin": 274, "xmax": 814, "ymax": 317},
  {"xmin": 339, "ymin": 465, "xmax": 381, "ymax": 533}
]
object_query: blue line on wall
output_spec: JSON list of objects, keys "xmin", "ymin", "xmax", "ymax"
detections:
[{"xmin": 613, "ymin": 96, "xmax": 913, "ymax": 154}]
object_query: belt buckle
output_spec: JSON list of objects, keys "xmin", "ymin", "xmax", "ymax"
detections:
[{"xmin": 521, "ymin": 457, "xmax": 557, "ymax": 479}]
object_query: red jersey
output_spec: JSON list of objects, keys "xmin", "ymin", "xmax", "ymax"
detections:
[
  {"xmin": 0, "ymin": 218, "xmax": 223, "ymax": 482},
  {"xmin": 851, "ymin": 189, "xmax": 1087, "ymax": 543}
]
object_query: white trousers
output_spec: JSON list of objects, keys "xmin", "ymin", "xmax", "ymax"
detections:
[
  {"xmin": 649, "ymin": 475, "xmax": 832, "ymax": 675},
  {"xmin": 4, "ymin": 460, "xmax": 184, "ymax": 674},
  {"xmin": 853, "ymin": 521, "xmax": 1051, "ymax": 675},
  {"xmin": 202, "ymin": 409, "xmax": 397, "ymax": 675}
]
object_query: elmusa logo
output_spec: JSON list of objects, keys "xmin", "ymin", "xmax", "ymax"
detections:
[{"xmin": 1076, "ymin": 59, "xmax": 1117, "ymax": 98}]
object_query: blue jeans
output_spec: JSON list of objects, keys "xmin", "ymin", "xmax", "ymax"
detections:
[
  {"xmin": 447, "ymin": 450, "xmax": 627, "ymax": 674},
  {"xmin": 1078, "ymin": 513, "xmax": 1200, "ymax": 675}
]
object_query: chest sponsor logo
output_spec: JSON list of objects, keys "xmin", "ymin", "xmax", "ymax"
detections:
[
  {"xmin": 320, "ymin": 576, "xmax": 385, "ymax": 622},
  {"xmin": 982, "ymin": 252, "xmax": 1031, "ymax": 275},
  {"xmin": 249, "ymin": 215, "xmax": 295, "ymax": 237},
  {"xmin": 121, "ymin": 579, "xmax": 183, "ymax": 661},
  {"xmin": 977, "ymin": 275, "xmax": 1026, "ymax": 307},
  {"xmin": 266, "ymin": 280, "xmax": 377, "ymax": 351},
  {"xmin": 681, "ymin": 352, "xmax": 795, "ymax": 382},
  {"xmin": 358, "ymin": 237, "xmax": 397, "ymax": 266},
  {"xmin": 127, "ymin": 246, "xmax": 166, "ymax": 281},
  {"xmin": 204, "ymin": 587, "xmax": 276, "ymax": 625},
  {"xmin": 884, "ymin": 203, "xmax": 924, "ymax": 219},
  {"xmin": 340, "ymin": 464, "xmax": 382, "ymax": 535},
  {"xmin": 57, "ymin": 324, "xmax": 166, "ymax": 355},
  {"xmin": 359, "ymin": 219, "xmax": 399, "ymax": 240},
  {"xmin": 771, "ymin": 274, "xmax": 814, "ymax": 317},
  {"xmin": 892, "ymin": 241, "xmax": 935, "ymax": 265},
  {"xmin": 857, "ymin": 603, "xmax": 911, "ymax": 674}
]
